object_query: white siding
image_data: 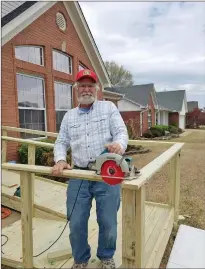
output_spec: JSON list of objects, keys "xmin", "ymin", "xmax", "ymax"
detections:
[
  {"xmin": 117, "ymin": 99, "xmax": 141, "ymax": 112},
  {"xmin": 180, "ymin": 98, "xmax": 186, "ymax": 115},
  {"xmin": 1, "ymin": 1, "xmax": 24, "ymax": 18},
  {"xmin": 159, "ymin": 111, "xmax": 169, "ymax": 125},
  {"xmin": 179, "ymin": 115, "xmax": 185, "ymax": 129}
]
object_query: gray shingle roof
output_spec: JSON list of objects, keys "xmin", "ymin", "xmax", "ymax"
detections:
[
  {"xmin": 105, "ymin": 83, "xmax": 157, "ymax": 107},
  {"xmin": 156, "ymin": 90, "xmax": 185, "ymax": 112},
  {"xmin": 187, "ymin": 101, "xmax": 198, "ymax": 112}
]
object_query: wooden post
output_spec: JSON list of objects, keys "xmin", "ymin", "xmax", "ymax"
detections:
[
  {"xmin": 20, "ymin": 171, "xmax": 33, "ymax": 268},
  {"xmin": 168, "ymin": 152, "xmax": 181, "ymax": 224},
  {"xmin": 2, "ymin": 130, "xmax": 8, "ymax": 163},
  {"xmin": 28, "ymin": 144, "xmax": 36, "ymax": 216},
  {"xmin": 122, "ymin": 186, "xmax": 145, "ymax": 268}
]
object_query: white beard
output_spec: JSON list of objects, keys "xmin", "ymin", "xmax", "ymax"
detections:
[{"xmin": 77, "ymin": 94, "xmax": 96, "ymax": 105}]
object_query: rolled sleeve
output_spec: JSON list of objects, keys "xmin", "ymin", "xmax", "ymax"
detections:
[{"xmin": 109, "ymin": 102, "xmax": 128, "ymax": 153}]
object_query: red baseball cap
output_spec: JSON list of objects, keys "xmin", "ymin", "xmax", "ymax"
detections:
[{"xmin": 76, "ymin": 69, "xmax": 98, "ymax": 83}]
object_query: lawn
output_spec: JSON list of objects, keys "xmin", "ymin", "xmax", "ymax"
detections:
[{"xmin": 132, "ymin": 129, "xmax": 205, "ymax": 267}]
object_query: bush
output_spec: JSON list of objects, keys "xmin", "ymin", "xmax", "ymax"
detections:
[
  {"xmin": 18, "ymin": 138, "xmax": 71, "ymax": 167},
  {"xmin": 150, "ymin": 127, "xmax": 164, "ymax": 137},
  {"xmin": 178, "ymin": 128, "xmax": 183, "ymax": 133},
  {"xmin": 168, "ymin": 125, "xmax": 178, "ymax": 134},
  {"xmin": 143, "ymin": 130, "xmax": 153, "ymax": 138}
]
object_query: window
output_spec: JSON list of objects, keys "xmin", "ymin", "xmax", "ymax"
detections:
[
  {"xmin": 15, "ymin": 46, "xmax": 44, "ymax": 66},
  {"xmin": 54, "ymin": 81, "xmax": 72, "ymax": 132},
  {"xmin": 78, "ymin": 63, "xmax": 86, "ymax": 71},
  {"xmin": 148, "ymin": 109, "xmax": 152, "ymax": 128},
  {"xmin": 16, "ymin": 73, "xmax": 46, "ymax": 138},
  {"xmin": 53, "ymin": 49, "xmax": 72, "ymax": 74}
]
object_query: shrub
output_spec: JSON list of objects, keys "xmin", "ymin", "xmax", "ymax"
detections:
[
  {"xmin": 18, "ymin": 138, "xmax": 71, "ymax": 167},
  {"xmin": 143, "ymin": 130, "xmax": 153, "ymax": 138},
  {"xmin": 150, "ymin": 127, "xmax": 164, "ymax": 137},
  {"xmin": 168, "ymin": 125, "xmax": 178, "ymax": 134}
]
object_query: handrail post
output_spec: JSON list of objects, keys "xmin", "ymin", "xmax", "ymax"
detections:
[
  {"xmin": 20, "ymin": 171, "xmax": 33, "ymax": 268},
  {"xmin": 168, "ymin": 151, "xmax": 181, "ymax": 225},
  {"xmin": 122, "ymin": 186, "xmax": 145, "ymax": 268},
  {"xmin": 28, "ymin": 144, "xmax": 36, "ymax": 216},
  {"xmin": 2, "ymin": 130, "xmax": 8, "ymax": 162}
]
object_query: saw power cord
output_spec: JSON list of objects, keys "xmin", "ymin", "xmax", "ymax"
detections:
[{"xmin": 1, "ymin": 179, "xmax": 84, "ymax": 258}]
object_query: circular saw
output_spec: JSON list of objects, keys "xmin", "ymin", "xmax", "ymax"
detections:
[{"xmin": 88, "ymin": 150, "xmax": 140, "ymax": 185}]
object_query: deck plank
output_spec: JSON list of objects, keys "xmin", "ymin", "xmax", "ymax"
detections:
[{"xmin": 1, "ymin": 205, "xmax": 172, "ymax": 269}]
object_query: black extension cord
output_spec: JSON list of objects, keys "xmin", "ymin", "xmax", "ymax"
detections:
[{"xmin": 1, "ymin": 179, "xmax": 84, "ymax": 258}]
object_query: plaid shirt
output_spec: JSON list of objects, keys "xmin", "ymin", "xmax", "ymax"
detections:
[{"xmin": 54, "ymin": 100, "xmax": 128, "ymax": 167}]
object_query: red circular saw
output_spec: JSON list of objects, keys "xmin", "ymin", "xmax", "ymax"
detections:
[
  {"xmin": 88, "ymin": 152, "xmax": 135, "ymax": 185},
  {"xmin": 100, "ymin": 160, "xmax": 125, "ymax": 185}
]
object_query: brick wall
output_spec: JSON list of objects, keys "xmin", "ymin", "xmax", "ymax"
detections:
[
  {"xmin": 142, "ymin": 94, "xmax": 156, "ymax": 134},
  {"xmin": 2, "ymin": 2, "xmax": 102, "ymax": 161},
  {"xmin": 169, "ymin": 112, "xmax": 179, "ymax": 127},
  {"xmin": 120, "ymin": 111, "xmax": 141, "ymax": 137}
]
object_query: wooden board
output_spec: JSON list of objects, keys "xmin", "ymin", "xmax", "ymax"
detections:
[
  {"xmin": 1, "ymin": 205, "xmax": 173, "ymax": 269},
  {"xmin": 2, "ymin": 170, "xmax": 97, "ymax": 220}
]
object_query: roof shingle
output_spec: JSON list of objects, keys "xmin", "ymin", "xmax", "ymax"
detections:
[{"xmin": 156, "ymin": 90, "xmax": 185, "ymax": 112}]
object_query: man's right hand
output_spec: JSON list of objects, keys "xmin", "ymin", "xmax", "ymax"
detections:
[{"xmin": 52, "ymin": 160, "xmax": 72, "ymax": 176}]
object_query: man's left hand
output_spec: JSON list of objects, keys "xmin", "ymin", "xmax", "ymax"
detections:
[{"xmin": 105, "ymin": 142, "xmax": 123, "ymax": 155}]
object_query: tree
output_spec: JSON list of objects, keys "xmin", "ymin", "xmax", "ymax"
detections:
[{"xmin": 104, "ymin": 61, "xmax": 134, "ymax": 86}]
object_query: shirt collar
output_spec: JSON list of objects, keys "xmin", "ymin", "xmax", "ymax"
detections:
[{"xmin": 77, "ymin": 100, "xmax": 97, "ymax": 114}]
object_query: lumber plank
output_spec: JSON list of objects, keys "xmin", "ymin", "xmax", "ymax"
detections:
[
  {"xmin": 145, "ymin": 208, "xmax": 174, "ymax": 268},
  {"xmin": 20, "ymin": 171, "xmax": 33, "ymax": 268},
  {"xmin": 1, "ymin": 136, "xmax": 54, "ymax": 148},
  {"xmin": 2, "ymin": 125, "xmax": 58, "ymax": 137},
  {"xmin": 47, "ymin": 249, "xmax": 72, "ymax": 263},
  {"xmin": 122, "ymin": 142, "xmax": 184, "ymax": 190}
]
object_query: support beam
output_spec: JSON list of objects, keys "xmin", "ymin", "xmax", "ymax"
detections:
[
  {"xmin": 122, "ymin": 186, "xmax": 145, "ymax": 268},
  {"xmin": 20, "ymin": 171, "xmax": 33, "ymax": 268},
  {"xmin": 168, "ymin": 152, "xmax": 181, "ymax": 225},
  {"xmin": 2, "ymin": 130, "xmax": 7, "ymax": 162},
  {"xmin": 28, "ymin": 144, "xmax": 36, "ymax": 216}
]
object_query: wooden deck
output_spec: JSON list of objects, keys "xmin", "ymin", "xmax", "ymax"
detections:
[
  {"xmin": 2, "ymin": 201, "xmax": 174, "ymax": 268},
  {"xmin": 2, "ymin": 169, "xmax": 97, "ymax": 220}
]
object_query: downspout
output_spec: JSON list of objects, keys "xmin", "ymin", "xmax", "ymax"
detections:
[{"xmin": 140, "ymin": 106, "xmax": 149, "ymax": 136}]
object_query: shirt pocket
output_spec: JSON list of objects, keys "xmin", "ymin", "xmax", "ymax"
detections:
[
  {"xmin": 91, "ymin": 117, "xmax": 109, "ymax": 134},
  {"xmin": 68, "ymin": 123, "xmax": 82, "ymax": 140}
]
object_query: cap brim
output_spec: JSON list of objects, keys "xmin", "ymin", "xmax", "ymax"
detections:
[{"xmin": 77, "ymin": 75, "xmax": 97, "ymax": 83}]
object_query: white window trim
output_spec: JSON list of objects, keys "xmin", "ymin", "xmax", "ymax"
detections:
[
  {"xmin": 53, "ymin": 49, "xmax": 73, "ymax": 75},
  {"xmin": 17, "ymin": 73, "xmax": 47, "ymax": 140},
  {"xmin": 54, "ymin": 80, "xmax": 73, "ymax": 131},
  {"xmin": 15, "ymin": 45, "xmax": 44, "ymax": 66}
]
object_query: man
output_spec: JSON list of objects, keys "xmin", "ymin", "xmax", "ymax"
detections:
[{"xmin": 52, "ymin": 69, "xmax": 128, "ymax": 269}]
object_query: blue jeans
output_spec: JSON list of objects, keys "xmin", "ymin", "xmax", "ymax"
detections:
[{"xmin": 66, "ymin": 179, "xmax": 121, "ymax": 263}]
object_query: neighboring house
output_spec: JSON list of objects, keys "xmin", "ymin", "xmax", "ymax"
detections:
[
  {"xmin": 103, "ymin": 89, "xmax": 124, "ymax": 107},
  {"xmin": 1, "ymin": 1, "xmax": 111, "ymax": 160},
  {"xmin": 186, "ymin": 101, "xmax": 205, "ymax": 127},
  {"xmin": 156, "ymin": 90, "xmax": 188, "ymax": 129},
  {"xmin": 187, "ymin": 101, "xmax": 198, "ymax": 112},
  {"xmin": 105, "ymin": 84, "xmax": 159, "ymax": 136}
]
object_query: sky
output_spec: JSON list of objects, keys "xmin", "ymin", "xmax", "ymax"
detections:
[{"xmin": 80, "ymin": 1, "xmax": 205, "ymax": 108}]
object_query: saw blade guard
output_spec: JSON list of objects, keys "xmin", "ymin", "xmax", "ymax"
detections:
[
  {"xmin": 95, "ymin": 153, "xmax": 130, "ymax": 174},
  {"xmin": 95, "ymin": 153, "xmax": 130, "ymax": 185}
]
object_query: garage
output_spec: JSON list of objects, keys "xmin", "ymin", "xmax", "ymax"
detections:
[{"xmin": 179, "ymin": 115, "xmax": 185, "ymax": 129}]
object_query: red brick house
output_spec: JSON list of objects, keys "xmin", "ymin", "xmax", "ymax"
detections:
[
  {"xmin": 1, "ymin": 1, "xmax": 112, "ymax": 160},
  {"xmin": 105, "ymin": 84, "xmax": 158, "ymax": 136}
]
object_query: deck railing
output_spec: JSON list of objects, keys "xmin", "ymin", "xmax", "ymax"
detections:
[{"xmin": 1, "ymin": 126, "xmax": 184, "ymax": 268}]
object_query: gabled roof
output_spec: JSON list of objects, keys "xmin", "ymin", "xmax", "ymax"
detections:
[
  {"xmin": 156, "ymin": 90, "xmax": 186, "ymax": 112},
  {"xmin": 1, "ymin": 1, "xmax": 111, "ymax": 87},
  {"xmin": 105, "ymin": 83, "xmax": 158, "ymax": 108},
  {"xmin": 187, "ymin": 101, "xmax": 198, "ymax": 112}
]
